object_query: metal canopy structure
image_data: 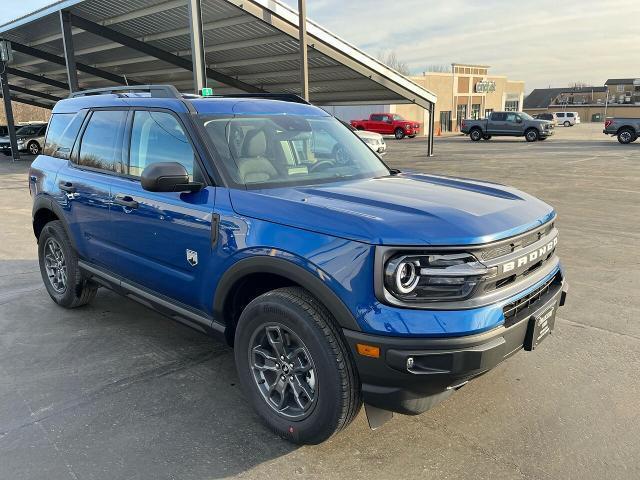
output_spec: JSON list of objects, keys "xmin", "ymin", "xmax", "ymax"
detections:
[{"xmin": 0, "ymin": 0, "xmax": 437, "ymax": 156}]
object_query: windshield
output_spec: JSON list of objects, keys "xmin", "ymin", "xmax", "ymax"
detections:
[
  {"xmin": 16, "ymin": 125, "xmax": 44, "ymax": 136},
  {"xmin": 519, "ymin": 112, "xmax": 533, "ymax": 120},
  {"xmin": 392, "ymin": 114, "xmax": 405, "ymax": 121},
  {"xmin": 198, "ymin": 114, "xmax": 389, "ymax": 188}
]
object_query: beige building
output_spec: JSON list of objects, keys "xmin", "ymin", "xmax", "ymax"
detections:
[
  {"xmin": 0, "ymin": 101, "xmax": 50, "ymax": 126},
  {"xmin": 393, "ymin": 64, "xmax": 525, "ymax": 134}
]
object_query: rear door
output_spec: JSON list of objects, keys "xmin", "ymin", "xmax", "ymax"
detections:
[
  {"xmin": 486, "ymin": 112, "xmax": 507, "ymax": 134},
  {"xmin": 55, "ymin": 109, "xmax": 127, "ymax": 267},
  {"xmin": 105, "ymin": 109, "xmax": 217, "ymax": 312}
]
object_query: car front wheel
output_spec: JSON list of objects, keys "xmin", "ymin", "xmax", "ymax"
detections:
[
  {"xmin": 394, "ymin": 128, "xmax": 405, "ymax": 140},
  {"xmin": 234, "ymin": 287, "xmax": 361, "ymax": 444},
  {"xmin": 525, "ymin": 129, "xmax": 539, "ymax": 142}
]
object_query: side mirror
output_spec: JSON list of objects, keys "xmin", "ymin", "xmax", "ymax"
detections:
[
  {"xmin": 141, "ymin": 162, "xmax": 203, "ymax": 192},
  {"xmin": 516, "ymin": 117, "xmax": 523, "ymax": 124},
  {"xmin": 387, "ymin": 119, "xmax": 393, "ymax": 124}
]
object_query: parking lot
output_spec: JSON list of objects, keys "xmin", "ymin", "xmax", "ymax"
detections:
[{"xmin": 1, "ymin": 122, "xmax": 638, "ymax": 480}]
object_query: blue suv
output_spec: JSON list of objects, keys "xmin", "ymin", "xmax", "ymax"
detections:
[{"xmin": 29, "ymin": 86, "xmax": 567, "ymax": 444}]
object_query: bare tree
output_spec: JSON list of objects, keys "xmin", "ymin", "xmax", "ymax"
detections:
[
  {"xmin": 424, "ymin": 64, "xmax": 451, "ymax": 73},
  {"xmin": 568, "ymin": 81, "xmax": 590, "ymax": 89},
  {"xmin": 377, "ymin": 50, "xmax": 410, "ymax": 75}
]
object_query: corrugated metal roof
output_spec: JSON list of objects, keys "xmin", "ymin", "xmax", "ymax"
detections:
[
  {"xmin": 524, "ymin": 86, "xmax": 608, "ymax": 109},
  {"xmin": 604, "ymin": 78, "xmax": 638, "ymax": 85},
  {"xmin": 0, "ymin": 0, "xmax": 436, "ymax": 110}
]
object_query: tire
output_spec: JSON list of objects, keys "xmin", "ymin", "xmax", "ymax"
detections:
[
  {"xmin": 617, "ymin": 129, "xmax": 635, "ymax": 144},
  {"xmin": 563, "ymin": 121, "xmax": 571, "ymax": 127},
  {"xmin": 482, "ymin": 135, "xmax": 492, "ymax": 140},
  {"xmin": 27, "ymin": 141, "xmax": 41, "ymax": 155},
  {"xmin": 234, "ymin": 287, "xmax": 361, "ymax": 444},
  {"xmin": 469, "ymin": 128, "xmax": 482, "ymax": 141},
  {"xmin": 525, "ymin": 129, "xmax": 539, "ymax": 142},
  {"xmin": 38, "ymin": 220, "xmax": 98, "ymax": 308},
  {"xmin": 539, "ymin": 137, "xmax": 548, "ymax": 141},
  {"xmin": 408, "ymin": 135, "xmax": 416, "ymax": 138},
  {"xmin": 394, "ymin": 128, "xmax": 405, "ymax": 140}
]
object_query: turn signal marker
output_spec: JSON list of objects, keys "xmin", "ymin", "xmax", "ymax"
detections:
[{"xmin": 356, "ymin": 343, "xmax": 380, "ymax": 358}]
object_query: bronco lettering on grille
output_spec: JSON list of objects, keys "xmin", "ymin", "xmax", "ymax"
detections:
[{"xmin": 502, "ymin": 237, "xmax": 558, "ymax": 274}]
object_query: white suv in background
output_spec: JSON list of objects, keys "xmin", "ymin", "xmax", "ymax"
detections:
[{"xmin": 554, "ymin": 111, "xmax": 580, "ymax": 127}]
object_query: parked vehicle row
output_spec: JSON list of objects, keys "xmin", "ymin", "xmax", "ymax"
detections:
[
  {"xmin": 0, "ymin": 121, "xmax": 48, "ymax": 155},
  {"xmin": 533, "ymin": 111, "xmax": 581, "ymax": 127},
  {"xmin": 30, "ymin": 86, "xmax": 567, "ymax": 444},
  {"xmin": 603, "ymin": 117, "xmax": 640, "ymax": 144},
  {"xmin": 461, "ymin": 111, "xmax": 554, "ymax": 142}
]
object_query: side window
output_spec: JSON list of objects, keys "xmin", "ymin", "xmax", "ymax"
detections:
[
  {"xmin": 370, "ymin": 114, "xmax": 382, "ymax": 121},
  {"xmin": 491, "ymin": 112, "xmax": 506, "ymax": 121},
  {"xmin": 380, "ymin": 115, "xmax": 390, "ymax": 122},
  {"xmin": 505, "ymin": 113, "xmax": 517, "ymax": 122},
  {"xmin": 567, "ymin": 113, "xmax": 574, "ymax": 118},
  {"xmin": 556, "ymin": 113, "xmax": 564, "ymax": 118},
  {"xmin": 44, "ymin": 112, "xmax": 86, "ymax": 158},
  {"xmin": 128, "ymin": 110, "xmax": 198, "ymax": 179},
  {"xmin": 78, "ymin": 110, "xmax": 127, "ymax": 173}
]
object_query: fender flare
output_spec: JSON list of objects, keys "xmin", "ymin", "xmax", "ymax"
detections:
[
  {"xmin": 213, "ymin": 256, "xmax": 361, "ymax": 332},
  {"xmin": 32, "ymin": 194, "xmax": 77, "ymax": 250}
]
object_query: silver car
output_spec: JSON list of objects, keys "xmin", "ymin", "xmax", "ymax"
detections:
[{"xmin": 0, "ymin": 122, "xmax": 47, "ymax": 156}]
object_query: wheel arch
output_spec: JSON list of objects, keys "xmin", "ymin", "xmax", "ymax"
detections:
[
  {"xmin": 32, "ymin": 195, "xmax": 77, "ymax": 249},
  {"xmin": 616, "ymin": 126, "xmax": 635, "ymax": 135},
  {"xmin": 214, "ymin": 256, "xmax": 361, "ymax": 344}
]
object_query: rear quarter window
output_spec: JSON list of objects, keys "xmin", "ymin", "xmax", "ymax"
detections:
[{"xmin": 44, "ymin": 112, "xmax": 87, "ymax": 158}]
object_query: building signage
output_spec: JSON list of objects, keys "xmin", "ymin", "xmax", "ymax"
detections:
[{"xmin": 475, "ymin": 80, "xmax": 496, "ymax": 93}]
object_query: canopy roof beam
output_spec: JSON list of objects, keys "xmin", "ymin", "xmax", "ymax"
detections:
[
  {"xmin": 10, "ymin": 41, "xmax": 141, "ymax": 86},
  {"xmin": 5, "ymin": 67, "xmax": 69, "ymax": 90},
  {"xmin": 8, "ymin": 84, "xmax": 62, "ymax": 102},
  {"xmin": 68, "ymin": 12, "xmax": 263, "ymax": 93}
]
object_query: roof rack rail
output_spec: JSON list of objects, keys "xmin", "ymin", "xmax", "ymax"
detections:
[
  {"xmin": 69, "ymin": 85, "xmax": 182, "ymax": 99},
  {"xmin": 211, "ymin": 93, "xmax": 310, "ymax": 105}
]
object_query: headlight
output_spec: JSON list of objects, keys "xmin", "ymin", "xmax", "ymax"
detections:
[{"xmin": 383, "ymin": 252, "xmax": 497, "ymax": 303}]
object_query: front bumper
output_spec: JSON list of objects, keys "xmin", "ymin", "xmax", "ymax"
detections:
[
  {"xmin": 343, "ymin": 277, "xmax": 568, "ymax": 415},
  {"xmin": 540, "ymin": 129, "xmax": 554, "ymax": 137}
]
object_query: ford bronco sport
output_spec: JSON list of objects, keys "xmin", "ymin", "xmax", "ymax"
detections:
[{"xmin": 30, "ymin": 86, "xmax": 567, "ymax": 444}]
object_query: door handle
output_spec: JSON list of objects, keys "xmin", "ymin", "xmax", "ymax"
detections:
[
  {"xmin": 113, "ymin": 194, "xmax": 139, "ymax": 209},
  {"xmin": 58, "ymin": 181, "xmax": 76, "ymax": 193}
]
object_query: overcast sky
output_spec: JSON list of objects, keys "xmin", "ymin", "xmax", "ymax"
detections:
[{"xmin": 3, "ymin": 0, "xmax": 640, "ymax": 92}]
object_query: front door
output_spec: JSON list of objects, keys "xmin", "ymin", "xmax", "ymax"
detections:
[
  {"xmin": 504, "ymin": 112, "xmax": 523, "ymax": 135},
  {"xmin": 105, "ymin": 109, "xmax": 216, "ymax": 313}
]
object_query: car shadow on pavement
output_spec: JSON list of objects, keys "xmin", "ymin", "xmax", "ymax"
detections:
[{"xmin": 0, "ymin": 264, "xmax": 299, "ymax": 480}]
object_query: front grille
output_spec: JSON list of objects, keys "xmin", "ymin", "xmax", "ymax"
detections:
[
  {"xmin": 502, "ymin": 272, "xmax": 562, "ymax": 328},
  {"xmin": 480, "ymin": 222, "xmax": 554, "ymax": 261}
]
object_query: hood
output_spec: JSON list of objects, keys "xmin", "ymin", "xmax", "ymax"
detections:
[{"xmin": 229, "ymin": 173, "xmax": 555, "ymax": 246}]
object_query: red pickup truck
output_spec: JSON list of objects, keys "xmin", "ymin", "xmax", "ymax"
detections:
[{"xmin": 350, "ymin": 113, "xmax": 420, "ymax": 139}]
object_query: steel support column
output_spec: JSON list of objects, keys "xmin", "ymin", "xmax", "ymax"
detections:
[
  {"xmin": 59, "ymin": 10, "xmax": 79, "ymax": 92},
  {"xmin": 0, "ymin": 67, "xmax": 20, "ymax": 161},
  {"xmin": 297, "ymin": 0, "xmax": 309, "ymax": 101},
  {"xmin": 188, "ymin": 0, "xmax": 207, "ymax": 94},
  {"xmin": 427, "ymin": 103, "xmax": 435, "ymax": 157}
]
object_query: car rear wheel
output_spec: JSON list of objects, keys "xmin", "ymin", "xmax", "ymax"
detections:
[
  {"xmin": 617, "ymin": 129, "xmax": 635, "ymax": 144},
  {"xmin": 28, "ymin": 141, "xmax": 41, "ymax": 155},
  {"xmin": 469, "ymin": 128, "xmax": 482, "ymax": 141},
  {"xmin": 525, "ymin": 129, "xmax": 539, "ymax": 142},
  {"xmin": 38, "ymin": 220, "xmax": 98, "ymax": 308},
  {"xmin": 394, "ymin": 128, "xmax": 405, "ymax": 140},
  {"xmin": 234, "ymin": 287, "xmax": 361, "ymax": 444}
]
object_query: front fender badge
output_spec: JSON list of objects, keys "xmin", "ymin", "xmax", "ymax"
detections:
[{"xmin": 186, "ymin": 249, "xmax": 198, "ymax": 267}]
